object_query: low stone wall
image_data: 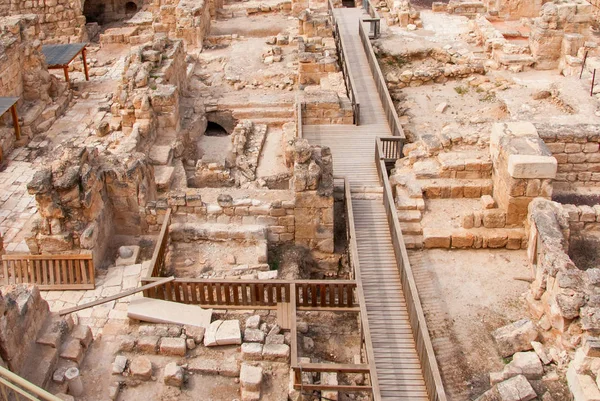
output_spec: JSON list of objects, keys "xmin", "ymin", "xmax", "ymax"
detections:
[
  {"xmin": 301, "ymin": 92, "xmax": 353, "ymax": 125},
  {"xmin": 483, "ymin": 0, "xmax": 544, "ymax": 19},
  {"xmin": 447, "ymin": 0, "xmax": 487, "ymax": 18},
  {"xmin": 535, "ymin": 123, "xmax": 600, "ymax": 190},
  {"xmin": 145, "ymin": 190, "xmax": 296, "ymax": 243}
]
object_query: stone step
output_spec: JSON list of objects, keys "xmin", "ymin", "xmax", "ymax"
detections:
[
  {"xmin": 232, "ymin": 107, "xmax": 294, "ymax": 120},
  {"xmin": 244, "ymin": 117, "xmax": 292, "ymax": 127},
  {"xmin": 397, "ymin": 210, "xmax": 422, "ymax": 222},
  {"xmin": 396, "ymin": 189, "xmax": 425, "ymax": 210},
  {"xmin": 422, "ymin": 227, "xmax": 526, "ymax": 250},
  {"xmin": 399, "ymin": 222, "xmax": 423, "ymax": 236},
  {"xmin": 404, "ymin": 234, "xmax": 423, "ymax": 249},
  {"xmin": 419, "ymin": 178, "xmax": 493, "ymax": 199},
  {"xmin": 36, "ymin": 314, "xmax": 74, "ymax": 349},
  {"xmin": 217, "ymin": 100, "xmax": 294, "ymax": 110}
]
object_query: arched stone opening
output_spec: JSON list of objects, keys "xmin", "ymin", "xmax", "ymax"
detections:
[
  {"xmin": 204, "ymin": 121, "xmax": 229, "ymax": 137},
  {"xmin": 125, "ymin": 1, "xmax": 138, "ymax": 16}
]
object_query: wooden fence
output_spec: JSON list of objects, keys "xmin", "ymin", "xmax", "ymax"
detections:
[
  {"xmin": 329, "ymin": 0, "xmax": 361, "ymax": 125},
  {"xmin": 358, "ymin": 21, "xmax": 405, "ymax": 140},
  {"xmin": 375, "ymin": 138, "xmax": 447, "ymax": 401},
  {"xmin": 297, "ymin": 102, "xmax": 304, "ymax": 138},
  {"xmin": 1, "ymin": 254, "xmax": 95, "ymax": 290},
  {"xmin": 140, "ymin": 277, "xmax": 359, "ymax": 311}
]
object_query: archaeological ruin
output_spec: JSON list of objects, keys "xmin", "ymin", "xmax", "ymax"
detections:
[{"xmin": 3, "ymin": 0, "xmax": 600, "ymax": 400}]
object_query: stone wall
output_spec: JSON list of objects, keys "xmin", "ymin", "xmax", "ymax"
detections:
[
  {"xmin": 490, "ymin": 122, "xmax": 556, "ymax": 226},
  {"xmin": 530, "ymin": 1, "xmax": 593, "ymax": 70},
  {"xmin": 26, "ymin": 147, "xmax": 156, "ymax": 268},
  {"xmin": 152, "ymin": 0, "xmax": 211, "ymax": 49},
  {"xmin": 535, "ymin": 123, "xmax": 600, "ymax": 191},
  {"xmin": 447, "ymin": 0, "xmax": 487, "ymax": 18},
  {"xmin": 0, "ymin": 15, "xmax": 67, "ymax": 156},
  {"xmin": 301, "ymin": 92, "xmax": 353, "ymax": 125},
  {"xmin": 0, "ymin": 0, "xmax": 86, "ymax": 43},
  {"xmin": 0, "ymin": 285, "xmax": 49, "ymax": 372},
  {"xmin": 483, "ymin": 0, "xmax": 544, "ymax": 19}
]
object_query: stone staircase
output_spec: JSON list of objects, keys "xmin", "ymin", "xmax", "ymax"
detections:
[
  {"xmin": 149, "ymin": 128, "xmax": 179, "ymax": 192},
  {"xmin": 392, "ymin": 150, "xmax": 495, "ymax": 249},
  {"xmin": 211, "ymin": 96, "xmax": 295, "ymax": 128},
  {"xmin": 20, "ymin": 313, "xmax": 93, "ymax": 390}
]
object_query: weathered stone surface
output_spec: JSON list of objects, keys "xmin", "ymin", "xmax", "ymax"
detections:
[
  {"xmin": 244, "ymin": 329, "xmax": 265, "ymax": 343},
  {"xmin": 246, "ymin": 315, "xmax": 261, "ymax": 330},
  {"xmin": 204, "ymin": 320, "xmax": 242, "ymax": 346},
  {"xmin": 567, "ymin": 362, "xmax": 600, "ymax": 401},
  {"xmin": 136, "ymin": 336, "xmax": 159, "ymax": 353},
  {"xmin": 262, "ymin": 344, "xmax": 290, "ymax": 362},
  {"xmin": 159, "ymin": 337, "xmax": 187, "ymax": 356},
  {"xmin": 505, "ymin": 352, "xmax": 543, "ymax": 380},
  {"xmin": 71, "ymin": 325, "xmax": 93, "ymax": 348},
  {"xmin": 130, "ymin": 357, "xmax": 153, "ymax": 381},
  {"xmin": 492, "ymin": 319, "xmax": 538, "ymax": 357},
  {"xmin": 240, "ymin": 363, "xmax": 263, "ymax": 392},
  {"xmin": 112, "ymin": 355, "xmax": 128, "ymax": 375},
  {"xmin": 496, "ymin": 375, "xmax": 537, "ymax": 401},
  {"xmin": 531, "ymin": 341, "xmax": 552, "ymax": 364},
  {"xmin": 164, "ymin": 362, "xmax": 184, "ymax": 387},
  {"xmin": 184, "ymin": 325, "xmax": 205, "ymax": 344},
  {"xmin": 242, "ymin": 343, "xmax": 263, "ymax": 361},
  {"xmin": 60, "ymin": 339, "xmax": 84, "ymax": 365}
]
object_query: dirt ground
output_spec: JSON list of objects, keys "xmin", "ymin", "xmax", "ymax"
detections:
[{"xmin": 409, "ymin": 249, "xmax": 534, "ymax": 400}]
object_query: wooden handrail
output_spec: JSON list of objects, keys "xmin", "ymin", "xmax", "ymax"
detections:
[
  {"xmin": 297, "ymin": 101, "xmax": 303, "ymax": 138},
  {"xmin": 1, "ymin": 253, "xmax": 95, "ymax": 290},
  {"xmin": 0, "ymin": 365, "xmax": 62, "ymax": 401},
  {"xmin": 358, "ymin": 22, "xmax": 405, "ymax": 139},
  {"xmin": 330, "ymin": 1, "xmax": 361, "ymax": 125},
  {"xmin": 343, "ymin": 177, "xmax": 381, "ymax": 400},
  {"xmin": 59, "ymin": 276, "xmax": 175, "ymax": 316},
  {"xmin": 362, "ymin": 0, "xmax": 381, "ymax": 38},
  {"xmin": 145, "ymin": 208, "xmax": 172, "ymax": 282},
  {"xmin": 375, "ymin": 139, "xmax": 447, "ymax": 401}
]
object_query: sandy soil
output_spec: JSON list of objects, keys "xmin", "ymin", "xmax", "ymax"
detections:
[
  {"xmin": 409, "ymin": 249, "xmax": 531, "ymax": 400},
  {"xmin": 256, "ymin": 128, "xmax": 288, "ymax": 178}
]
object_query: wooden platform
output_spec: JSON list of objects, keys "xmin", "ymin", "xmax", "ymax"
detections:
[{"xmin": 304, "ymin": 7, "xmax": 429, "ymax": 400}]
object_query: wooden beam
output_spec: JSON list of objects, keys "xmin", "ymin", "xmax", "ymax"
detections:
[
  {"xmin": 295, "ymin": 363, "xmax": 370, "ymax": 373},
  {"xmin": 81, "ymin": 47, "xmax": 90, "ymax": 81},
  {"xmin": 10, "ymin": 104, "xmax": 20, "ymax": 140},
  {"xmin": 59, "ymin": 276, "xmax": 175, "ymax": 316},
  {"xmin": 293, "ymin": 384, "xmax": 373, "ymax": 392}
]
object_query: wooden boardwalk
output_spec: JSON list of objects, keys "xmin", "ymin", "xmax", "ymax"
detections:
[{"xmin": 304, "ymin": 7, "xmax": 429, "ymax": 401}]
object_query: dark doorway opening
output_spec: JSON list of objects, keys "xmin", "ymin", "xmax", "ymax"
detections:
[
  {"xmin": 342, "ymin": 0, "xmax": 356, "ymax": 7},
  {"xmin": 125, "ymin": 2, "xmax": 138, "ymax": 16},
  {"xmin": 204, "ymin": 121, "xmax": 229, "ymax": 137},
  {"xmin": 83, "ymin": 2, "xmax": 105, "ymax": 24}
]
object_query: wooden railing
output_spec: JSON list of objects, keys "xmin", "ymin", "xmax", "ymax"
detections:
[
  {"xmin": 330, "ymin": 0, "xmax": 361, "ymax": 125},
  {"xmin": 358, "ymin": 21, "xmax": 405, "ymax": 139},
  {"xmin": 0, "ymin": 365, "xmax": 62, "ymax": 401},
  {"xmin": 362, "ymin": 0, "xmax": 381, "ymax": 39},
  {"xmin": 144, "ymin": 208, "xmax": 172, "ymax": 283},
  {"xmin": 377, "ymin": 136, "xmax": 404, "ymax": 162},
  {"xmin": 342, "ymin": 176, "xmax": 381, "ymax": 400},
  {"xmin": 1, "ymin": 254, "xmax": 95, "ymax": 290},
  {"xmin": 141, "ymin": 277, "xmax": 359, "ymax": 310},
  {"xmin": 375, "ymin": 138, "xmax": 447, "ymax": 401}
]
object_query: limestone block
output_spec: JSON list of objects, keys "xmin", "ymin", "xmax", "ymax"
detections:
[
  {"xmin": 184, "ymin": 325, "xmax": 205, "ymax": 344},
  {"xmin": 505, "ymin": 352, "xmax": 543, "ymax": 380},
  {"xmin": 60, "ymin": 339, "xmax": 84, "ymax": 365},
  {"xmin": 246, "ymin": 316, "xmax": 261, "ymax": 330},
  {"xmin": 240, "ymin": 364, "xmax": 263, "ymax": 392},
  {"xmin": 496, "ymin": 375, "xmax": 537, "ymax": 401},
  {"xmin": 567, "ymin": 362, "xmax": 600, "ymax": 401},
  {"xmin": 164, "ymin": 362, "xmax": 184, "ymax": 387},
  {"xmin": 71, "ymin": 325, "xmax": 93, "ymax": 348},
  {"xmin": 130, "ymin": 357, "xmax": 152, "ymax": 381},
  {"xmin": 136, "ymin": 336, "xmax": 159, "ymax": 353},
  {"xmin": 112, "ymin": 355, "xmax": 127, "ymax": 375},
  {"xmin": 262, "ymin": 344, "xmax": 290, "ymax": 362},
  {"xmin": 507, "ymin": 155, "xmax": 557, "ymax": 179},
  {"xmin": 242, "ymin": 343, "xmax": 263, "ymax": 361},
  {"xmin": 423, "ymin": 228, "xmax": 451, "ymax": 248},
  {"xmin": 159, "ymin": 337, "xmax": 186, "ymax": 356},
  {"xmin": 244, "ymin": 329, "xmax": 265, "ymax": 343},
  {"xmin": 204, "ymin": 320, "xmax": 242, "ymax": 346},
  {"xmin": 492, "ymin": 319, "xmax": 538, "ymax": 358}
]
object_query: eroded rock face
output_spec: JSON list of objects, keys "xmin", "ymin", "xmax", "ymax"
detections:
[
  {"xmin": 26, "ymin": 146, "xmax": 156, "ymax": 266},
  {"xmin": 0, "ymin": 284, "xmax": 49, "ymax": 372}
]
